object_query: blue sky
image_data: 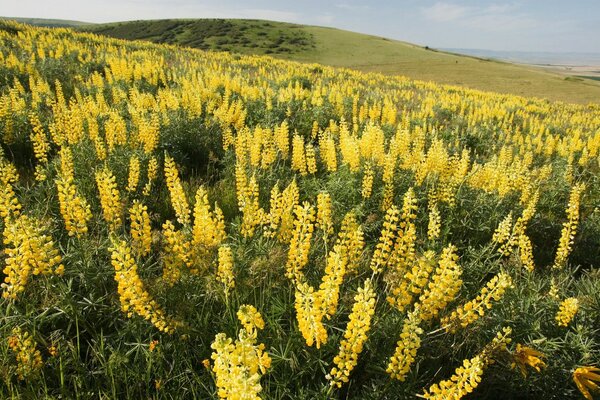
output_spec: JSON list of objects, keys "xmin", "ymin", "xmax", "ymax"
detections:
[{"xmin": 4, "ymin": 0, "xmax": 600, "ymax": 53}]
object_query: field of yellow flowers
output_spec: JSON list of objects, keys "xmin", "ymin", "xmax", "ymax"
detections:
[{"xmin": 1, "ymin": 20, "xmax": 599, "ymax": 399}]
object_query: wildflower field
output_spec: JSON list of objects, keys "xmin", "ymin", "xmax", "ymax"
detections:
[{"xmin": 0, "ymin": 20, "xmax": 599, "ymax": 399}]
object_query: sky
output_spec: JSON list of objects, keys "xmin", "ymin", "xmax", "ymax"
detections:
[{"xmin": 4, "ymin": 0, "xmax": 600, "ymax": 53}]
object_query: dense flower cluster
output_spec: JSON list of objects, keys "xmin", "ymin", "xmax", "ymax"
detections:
[
  {"xmin": 211, "ymin": 305, "xmax": 271, "ymax": 399},
  {"xmin": 2, "ymin": 214, "xmax": 64, "ymax": 299},
  {"xmin": 7, "ymin": 327, "xmax": 43, "ymax": 380},
  {"xmin": 555, "ymin": 297, "xmax": 579, "ymax": 327},
  {"xmin": 285, "ymin": 202, "xmax": 315, "ymax": 282}
]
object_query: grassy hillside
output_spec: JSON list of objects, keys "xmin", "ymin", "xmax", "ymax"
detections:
[
  {"xmin": 2, "ymin": 17, "xmax": 92, "ymax": 28},
  {"xmin": 81, "ymin": 19, "xmax": 600, "ymax": 105}
]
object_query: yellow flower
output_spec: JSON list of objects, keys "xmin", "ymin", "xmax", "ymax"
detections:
[
  {"xmin": 126, "ymin": 155, "xmax": 140, "ymax": 193},
  {"xmin": 556, "ymin": 297, "xmax": 579, "ymax": 327},
  {"xmin": 216, "ymin": 245, "xmax": 235, "ymax": 297},
  {"xmin": 95, "ymin": 168, "xmax": 123, "ymax": 231},
  {"xmin": 129, "ymin": 201, "xmax": 152, "ymax": 257},
  {"xmin": 511, "ymin": 344, "xmax": 546, "ymax": 377},
  {"xmin": 386, "ymin": 309, "xmax": 423, "ymax": 381},
  {"xmin": 553, "ymin": 183, "xmax": 585, "ymax": 270},
  {"xmin": 441, "ymin": 272, "xmax": 513, "ymax": 333},
  {"xmin": 573, "ymin": 366, "xmax": 600, "ymax": 400},
  {"xmin": 164, "ymin": 155, "xmax": 190, "ymax": 226},
  {"xmin": 285, "ymin": 202, "xmax": 315, "ymax": 282},
  {"xmin": 7, "ymin": 327, "xmax": 43, "ymax": 380},
  {"xmin": 328, "ymin": 279, "xmax": 376, "ymax": 387}
]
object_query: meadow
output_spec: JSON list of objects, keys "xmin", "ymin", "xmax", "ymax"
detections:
[
  {"xmin": 0, "ymin": 20, "xmax": 599, "ymax": 399},
  {"xmin": 76, "ymin": 18, "xmax": 600, "ymax": 105}
]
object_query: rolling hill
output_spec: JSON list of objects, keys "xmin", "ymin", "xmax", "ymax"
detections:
[{"xmin": 4, "ymin": 17, "xmax": 600, "ymax": 104}]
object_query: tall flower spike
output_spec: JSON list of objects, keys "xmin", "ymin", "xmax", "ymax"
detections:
[
  {"xmin": 386, "ymin": 309, "xmax": 423, "ymax": 381},
  {"xmin": 328, "ymin": 279, "xmax": 376, "ymax": 387},
  {"xmin": 316, "ymin": 192, "xmax": 334, "ymax": 238},
  {"xmin": 441, "ymin": 272, "xmax": 513, "ymax": 333},
  {"xmin": 285, "ymin": 202, "xmax": 315, "ymax": 282},
  {"xmin": 129, "ymin": 200, "xmax": 152, "ymax": 257},
  {"xmin": 216, "ymin": 245, "xmax": 235, "ymax": 298},
  {"xmin": 164, "ymin": 155, "xmax": 190, "ymax": 225},
  {"xmin": 294, "ymin": 282, "xmax": 328, "ymax": 348},
  {"xmin": 370, "ymin": 205, "xmax": 399, "ymax": 273},
  {"xmin": 553, "ymin": 183, "xmax": 585, "ymax": 269},
  {"xmin": 110, "ymin": 238, "xmax": 178, "ymax": 333},
  {"xmin": 95, "ymin": 168, "xmax": 123, "ymax": 231}
]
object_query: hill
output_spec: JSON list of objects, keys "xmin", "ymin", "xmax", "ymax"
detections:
[
  {"xmin": 80, "ymin": 19, "xmax": 600, "ymax": 105},
  {"xmin": 2, "ymin": 16, "xmax": 92, "ymax": 28}
]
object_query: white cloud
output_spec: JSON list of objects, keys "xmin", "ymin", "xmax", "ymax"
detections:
[
  {"xmin": 421, "ymin": 2, "xmax": 539, "ymax": 32},
  {"xmin": 422, "ymin": 2, "xmax": 469, "ymax": 22},
  {"xmin": 335, "ymin": 3, "xmax": 371, "ymax": 12},
  {"xmin": 315, "ymin": 14, "xmax": 335, "ymax": 24}
]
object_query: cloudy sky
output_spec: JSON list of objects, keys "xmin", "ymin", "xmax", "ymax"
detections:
[{"xmin": 4, "ymin": 0, "xmax": 600, "ymax": 53}]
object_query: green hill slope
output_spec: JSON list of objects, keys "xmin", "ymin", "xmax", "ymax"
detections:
[
  {"xmin": 2, "ymin": 16, "xmax": 92, "ymax": 28},
  {"xmin": 17, "ymin": 18, "xmax": 600, "ymax": 104}
]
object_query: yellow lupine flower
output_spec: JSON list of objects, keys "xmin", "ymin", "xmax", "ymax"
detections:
[
  {"xmin": 573, "ymin": 366, "xmax": 600, "ymax": 400},
  {"xmin": 0, "ymin": 160, "xmax": 21, "ymax": 221},
  {"xmin": 423, "ymin": 327, "xmax": 512, "ymax": 400},
  {"xmin": 553, "ymin": 183, "xmax": 585, "ymax": 269},
  {"xmin": 164, "ymin": 155, "xmax": 190, "ymax": 226},
  {"xmin": 2, "ymin": 214, "xmax": 64, "ymax": 299},
  {"xmin": 294, "ymin": 281, "xmax": 328, "ymax": 348},
  {"xmin": 316, "ymin": 192, "xmax": 333, "ymax": 238},
  {"xmin": 285, "ymin": 202, "xmax": 315, "ymax": 282},
  {"xmin": 95, "ymin": 167, "xmax": 123, "ymax": 231},
  {"xmin": 216, "ymin": 245, "xmax": 235, "ymax": 297},
  {"xmin": 126, "ymin": 155, "xmax": 140, "ymax": 193},
  {"xmin": 7, "ymin": 327, "xmax": 43, "ymax": 380},
  {"xmin": 361, "ymin": 162, "xmax": 374, "ymax": 199},
  {"xmin": 386, "ymin": 309, "xmax": 423, "ymax": 381},
  {"xmin": 370, "ymin": 205, "xmax": 399, "ymax": 273},
  {"xmin": 129, "ymin": 200, "xmax": 152, "ymax": 257},
  {"xmin": 211, "ymin": 305, "xmax": 271, "ymax": 399},
  {"xmin": 441, "ymin": 272, "xmax": 513, "ymax": 333},
  {"xmin": 110, "ymin": 238, "xmax": 178, "ymax": 333},
  {"xmin": 56, "ymin": 174, "xmax": 92, "ymax": 237},
  {"xmin": 556, "ymin": 297, "xmax": 579, "ymax": 327},
  {"xmin": 192, "ymin": 186, "xmax": 226, "ymax": 249},
  {"xmin": 510, "ymin": 344, "xmax": 547, "ymax": 377},
  {"xmin": 328, "ymin": 278, "xmax": 376, "ymax": 387}
]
